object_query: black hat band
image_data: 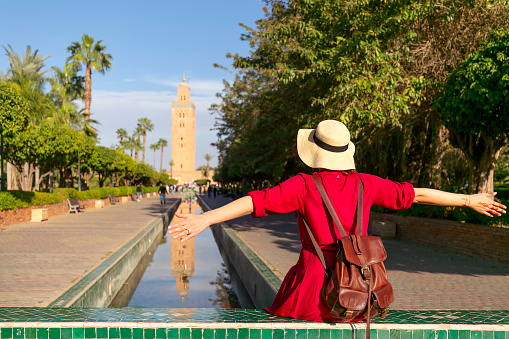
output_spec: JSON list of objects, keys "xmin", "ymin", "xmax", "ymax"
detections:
[{"xmin": 313, "ymin": 131, "xmax": 349, "ymax": 153}]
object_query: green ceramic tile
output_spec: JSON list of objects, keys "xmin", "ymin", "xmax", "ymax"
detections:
[
  {"xmin": 37, "ymin": 328, "xmax": 48, "ymax": 339},
  {"xmin": 331, "ymin": 329, "xmax": 342, "ymax": 339},
  {"xmin": 238, "ymin": 328, "xmax": 249, "ymax": 339},
  {"xmin": 96, "ymin": 329, "xmax": 108, "ymax": 339},
  {"xmin": 166, "ymin": 329, "xmax": 178, "ymax": 339},
  {"xmin": 191, "ymin": 329, "xmax": 202, "ymax": 339},
  {"xmin": 296, "ymin": 329, "xmax": 307, "ymax": 339},
  {"xmin": 73, "ymin": 328, "xmax": 84, "ymax": 339},
  {"xmin": 61, "ymin": 328, "xmax": 72, "ymax": 339},
  {"xmin": 400, "ymin": 330, "xmax": 411, "ymax": 339},
  {"xmin": 109, "ymin": 328, "xmax": 120, "ymax": 339},
  {"xmin": 120, "ymin": 329, "xmax": 132, "ymax": 339},
  {"xmin": 379, "ymin": 330, "xmax": 390, "ymax": 339},
  {"xmin": 13, "ymin": 328, "xmax": 23, "ymax": 339},
  {"xmin": 436, "ymin": 331, "xmax": 447, "ymax": 339},
  {"xmin": 389, "ymin": 330, "xmax": 401, "ymax": 339},
  {"xmin": 343, "ymin": 330, "xmax": 352, "ymax": 339},
  {"xmin": 155, "ymin": 329, "xmax": 165, "ymax": 339},
  {"xmin": 133, "ymin": 329, "xmax": 143, "ymax": 339},
  {"xmin": 413, "ymin": 330, "xmax": 423, "ymax": 339},
  {"xmin": 285, "ymin": 329, "xmax": 296, "ymax": 339},
  {"xmin": 250, "ymin": 329, "xmax": 261, "ymax": 339},
  {"xmin": 25, "ymin": 328, "xmax": 36, "ymax": 339},
  {"xmin": 357, "ymin": 330, "xmax": 366, "ymax": 339},
  {"xmin": 459, "ymin": 331, "xmax": 470, "ymax": 339},
  {"xmin": 215, "ymin": 329, "xmax": 225, "ymax": 339},
  {"xmin": 450, "ymin": 331, "xmax": 459, "ymax": 339},
  {"xmin": 144, "ymin": 329, "xmax": 155, "ymax": 339},
  {"xmin": 2, "ymin": 328, "xmax": 13, "ymax": 339},
  {"xmin": 369, "ymin": 330, "xmax": 377, "ymax": 339},
  {"xmin": 203, "ymin": 329, "xmax": 214, "ymax": 339},
  {"xmin": 273, "ymin": 329, "xmax": 284, "ymax": 339},
  {"xmin": 227, "ymin": 329, "xmax": 237, "ymax": 339},
  {"xmin": 261, "ymin": 329, "xmax": 272, "ymax": 339},
  {"xmin": 320, "ymin": 329, "xmax": 331, "ymax": 339},
  {"xmin": 49, "ymin": 328, "xmax": 60, "ymax": 339},
  {"xmin": 85, "ymin": 328, "xmax": 96, "ymax": 339},
  {"xmin": 308, "ymin": 329, "xmax": 319, "ymax": 339},
  {"xmin": 482, "ymin": 332, "xmax": 494, "ymax": 339},
  {"xmin": 471, "ymin": 332, "xmax": 482, "ymax": 339},
  {"xmin": 494, "ymin": 333, "xmax": 505, "ymax": 339},
  {"xmin": 180, "ymin": 328, "xmax": 190, "ymax": 339},
  {"xmin": 422, "ymin": 330, "xmax": 433, "ymax": 339}
]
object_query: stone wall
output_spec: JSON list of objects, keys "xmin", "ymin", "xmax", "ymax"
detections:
[
  {"xmin": 371, "ymin": 212, "xmax": 509, "ymax": 264},
  {"xmin": 0, "ymin": 196, "xmax": 127, "ymax": 227}
]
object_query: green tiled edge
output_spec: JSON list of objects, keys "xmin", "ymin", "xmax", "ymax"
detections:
[
  {"xmin": 0, "ymin": 328, "xmax": 508, "ymax": 339},
  {"xmin": 198, "ymin": 197, "xmax": 282, "ymax": 292},
  {"xmin": 48, "ymin": 199, "xmax": 180, "ymax": 307},
  {"xmin": 0, "ymin": 309, "xmax": 509, "ymax": 324}
]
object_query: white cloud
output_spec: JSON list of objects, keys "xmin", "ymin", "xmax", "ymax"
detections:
[
  {"xmin": 92, "ymin": 89, "xmax": 221, "ymax": 170},
  {"xmin": 144, "ymin": 76, "xmax": 224, "ymax": 97}
]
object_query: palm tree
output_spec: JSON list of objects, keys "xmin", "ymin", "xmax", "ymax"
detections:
[
  {"xmin": 137, "ymin": 117, "xmax": 154, "ymax": 163},
  {"xmin": 157, "ymin": 138, "xmax": 168, "ymax": 172},
  {"xmin": 133, "ymin": 125, "xmax": 144, "ymax": 162},
  {"xmin": 169, "ymin": 160, "xmax": 174, "ymax": 179},
  {"xmin": 126, "ymin": 135, "xmax": 142, "ymax": 159},
  {"xmin": 204, "ymin": 154, "xmax": 214, "ymax": 179},
  {"xmin": 66, "ymin": 34, "xmax": 112, "ymax": 120},
  {"xmin": 149, "ymin": 143, "xmax": 159, "ymax": 169},
  {"xmin": 116, "ymin": 128, "xmax": 128, "ymax": 143}
]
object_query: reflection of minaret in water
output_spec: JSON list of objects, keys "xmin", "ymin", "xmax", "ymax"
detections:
[{"xmin": 170, "ymin": 230, "xmax": 195, "ymax": 303}]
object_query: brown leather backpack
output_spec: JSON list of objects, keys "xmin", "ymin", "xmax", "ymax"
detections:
[{"xmin": 303, "ymin": 176, "xmax": 394, "ymax": 338}]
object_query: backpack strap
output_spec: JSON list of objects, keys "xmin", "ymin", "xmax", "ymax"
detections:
[
  {"xmin": 312, "ymin": 175, "xmax": 365, "ymax": 236},
  {"xmin": 303, "ymin": 175, "xmax": 364, "ymax": 276},
  {"xmin": 302, "ymin": 216, "xmax": 332, "ymax": 278}
]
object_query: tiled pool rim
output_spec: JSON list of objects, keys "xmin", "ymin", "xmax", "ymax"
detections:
[{"xmin": 0, "ymin": 309, "xmax": 508, "ymax": 339}]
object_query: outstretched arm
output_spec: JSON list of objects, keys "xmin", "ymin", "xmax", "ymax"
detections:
[
  {"xmin": 413, "ymin": 188, "xmax": 506, "ymax": 217},
  {"xmin": 168, "ymin": 195, "xmax": 254, "ymax": 242}
]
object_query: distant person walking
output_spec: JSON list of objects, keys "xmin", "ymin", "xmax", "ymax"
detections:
[
  {"xmin": 158, "ymin": 183, "xmax": 166, "ymax": 205},
  {"xmin": 136, "ymin": 184, "xmax": 142, "ymax": 202}
]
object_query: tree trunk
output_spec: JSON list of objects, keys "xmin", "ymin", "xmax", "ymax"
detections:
[
  {"xmin": 33, "ymin": 171, "xmax": 52, "ymax": 192},
  {"xmin": 34, "ymin": 166, "xmax": 40, "ymax": 191},
  {"xmin": 142, "ymin": 133, "xmax": 146, "ymax": 163},
  {"xmin": 160, "ymin": 147, "xmax": 164, "ymax": 172},
  {"xmin": 84, "ymin": 62, "xmax": 92, "ymax": 120}
]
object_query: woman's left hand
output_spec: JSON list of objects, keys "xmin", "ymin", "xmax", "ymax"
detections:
[
  {"xmin": 167, "ymin": 212, "xmax": 211, "ymax": 242},
  {"xmin": 469, "ymin": 193, "xmax": 507, "ymax": 217}
]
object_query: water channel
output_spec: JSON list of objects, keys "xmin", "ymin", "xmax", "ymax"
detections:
[{"xmin": 109, "ymin": 200, "xmax": 241, "ymax": 308}]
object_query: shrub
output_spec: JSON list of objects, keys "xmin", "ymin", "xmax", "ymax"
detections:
[{"xmin": 0, "ymin": 191, "xmax": 63, "ymax": 210}]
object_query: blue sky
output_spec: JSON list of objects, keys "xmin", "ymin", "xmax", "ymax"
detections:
[{"xmin": 0, "ymin": 0, "xmax": 266, "ymax": 169}]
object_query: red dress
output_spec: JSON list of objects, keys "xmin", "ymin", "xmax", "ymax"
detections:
[{"xmin": 248, "ymin": 171, "xmax": 415, "ymax": 322}]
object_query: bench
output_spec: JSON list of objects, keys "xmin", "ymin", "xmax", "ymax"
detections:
[
  {"xmin": 109, "ymin": 195, "xmax": 119, "ymax": 205},
  {"xmin": 67, "ymin": 198, "xmax": 85, "ymax": 214}
]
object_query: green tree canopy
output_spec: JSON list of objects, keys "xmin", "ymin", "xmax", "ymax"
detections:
[{"xmin": 436, "ymin": 29, "xmax": 509, "ymax": 193}]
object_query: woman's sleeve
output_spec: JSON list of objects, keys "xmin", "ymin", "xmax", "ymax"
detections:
[
  {"xmin": 248, "ymin": 175, "xmax": 307, "ymax": 218},
  {"xmin": 362, "ymin": 174, "xmax": 415, "ymax": 210}
]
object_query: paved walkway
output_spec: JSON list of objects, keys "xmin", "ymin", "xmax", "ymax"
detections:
[
  {"xmin": 0, "ymin": 194, "xmax": 179, "ymax": 307},
  {"xmin": 201, "ymin": 194, "xmax": 509, "ymax": 310}
]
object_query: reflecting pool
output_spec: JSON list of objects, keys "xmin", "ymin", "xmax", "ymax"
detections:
[{"xmin": 109, "ymin": 201, "xmax": 240, "ymax": 308}]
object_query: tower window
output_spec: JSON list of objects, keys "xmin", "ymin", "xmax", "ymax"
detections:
[{"xmin": 181, "ymin": 164, "xmax": 183, "ymax": 169}]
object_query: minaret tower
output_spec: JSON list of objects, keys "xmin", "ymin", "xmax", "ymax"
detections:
[{"xmin": 171, "ymin": 75, "xmax": 196, "ymax": 177}]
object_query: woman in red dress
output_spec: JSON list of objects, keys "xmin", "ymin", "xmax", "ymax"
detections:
[{"xmin": 168, "ymin": 120, "xmax": 506, "ymax": 322}]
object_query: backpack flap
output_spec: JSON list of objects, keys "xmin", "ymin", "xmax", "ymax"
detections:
[{"xmin": 340, "ymin": 235, "xmax": 387, "ymax": 266}]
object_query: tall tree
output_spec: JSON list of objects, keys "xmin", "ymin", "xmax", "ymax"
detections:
[
  {"xmin": 204, "ymin": 154, "xmax": 214, "ymax": 179},
  {"xmin": 149, "ymin": 143, "xmax": 159, "ymax": 169},
  {"xmin": 66, "ymin": 34, "xmax": 112, "ymax": 120},
  {"xmin": 436, "ymin": 29, "xmax": 509, "ymax": 193},
  {"xmin": 157, "ymin": 138, "xmax": 168, "ymax": 172},
  {"xmin": 168, "ymin": 159, "xmax": 174, "ymax": 179},
  {"xmin": 116, "ymin": 128, "xmax": 128, "ymax": 144},
  {"xmin": 137, "ymin": 117, "xmax": 154, "ymax": 163},
  {"xmin": 133, "ymin": 125, "xmax": 144, "ymax": 162}
]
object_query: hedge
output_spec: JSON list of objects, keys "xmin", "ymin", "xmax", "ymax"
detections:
[{"xmin": 0, "ymin": 186, "xmax": 159, "ymax": 211}]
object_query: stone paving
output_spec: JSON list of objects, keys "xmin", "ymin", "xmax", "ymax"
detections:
[
  {"xmin": 0, "ymin": 194, "xmax": 179, "ymax": 307},
  {"xmin": 200, "ymin": 194, "xmax": 509, "ymax": 310}
]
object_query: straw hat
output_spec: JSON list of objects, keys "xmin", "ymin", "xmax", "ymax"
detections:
[{"xmin": 297, "ymin": 120, "xmax": 355, "ymax": 170}]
